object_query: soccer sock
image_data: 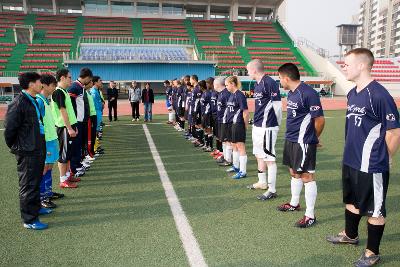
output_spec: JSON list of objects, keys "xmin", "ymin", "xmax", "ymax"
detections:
[
  {"xmin": 198, "ymin": 129, "xmax": 204, "ymax": 143},
  {"xmin": 226, "ymin": 145, "xmax": 232, "ymax": 163},
  {"xmin": 205, "ymin": 135, "xmax": 209, "ymax": 147},
  {"xmin": 290, "ymin": 177, "xmax": 303, "ymax": 207},
  {"xmin": 168, "ymin": 112, "xmax": 174, "ymax": 122},
  {"xmin": 232, "ymin": 150, "xmax": 240, "ymax": 169},
  {"xmin": 304, "ymin": 181, "xmax": 317, "ymax": 219},
  {"xmin": 209, "ymin": 135, "xmax": 214, "ymax": 149},
  {"xmin": 267, "ymin": 163, "xmax": 277, "ymax": 193},
  {"xmin": 258, "ymin": 170, "xmax": 267, "ymax": 184},
  {"xmin": 60, "ymin": 175, "xmax": 68, "ymax": 183},
  {"xmin": 345, "ymin": 209, "xmax": 362, "ymax": 239},
  {"xmin": 239, "ymin": 155, "xmax": 247, "ymax": 173},
  {"xmin": 45, "ymin": 169, "xmax": 53, "ymax": 196},
  {"xmin": 217, "ymin": 140, "xmax": 223, "ymax": 152},
  {"xmin": 222, "ymin": 143, "xmax": 227, "ymax": 158},
  {"xmin": 367, "ymin": 223, "xmax": 385, "ymax": 255}
]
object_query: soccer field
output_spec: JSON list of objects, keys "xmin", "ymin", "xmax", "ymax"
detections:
[{"xmin": 0, "ymin": 110, "xmax": 399, "ymax": 266}]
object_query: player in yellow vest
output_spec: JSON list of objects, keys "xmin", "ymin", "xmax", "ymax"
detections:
[
  {"xmin": 37, "ymin": 74, "xmax": 65, "ymax": 209},
  {"xmin": 51, "ymin": 69, "xmax": 78, "ymax": 188}
]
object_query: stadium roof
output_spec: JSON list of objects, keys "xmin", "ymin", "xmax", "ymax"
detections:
[{"xmin": 2, "ymin": 0, "xmax": 284, "ymax": 9}]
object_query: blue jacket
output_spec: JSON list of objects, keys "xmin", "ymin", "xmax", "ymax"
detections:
[{"xmin": 90, "ymin": 87, "xmax": 103, "ymax": 111}]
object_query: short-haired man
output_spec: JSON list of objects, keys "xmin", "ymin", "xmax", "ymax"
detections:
[
  {"xmin": 107, "ymin": 80, "xmax": 118, "ymax": 122},
  {"xmin": 277, "ymin": 63, "xmax": 325, "ymax": 228},
  {"xmin": 4, "ymin": 72, "xmax": 48, "ymax": 229},
  {"xmin": 246, "ymin": 59, "xmax": 282, "ymax": 200},
  {"xmin": 327, "ymin": 48, "xmax": 400, "ymax": 266}
]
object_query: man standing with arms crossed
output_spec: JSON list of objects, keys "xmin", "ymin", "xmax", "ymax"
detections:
[
  {"xmin": 246, "ymin": 59, "xmax": 282, "ymax": 200},
  {"xmin": 327, "ymin": 48, "xmax": 400, "ymax": 266}
]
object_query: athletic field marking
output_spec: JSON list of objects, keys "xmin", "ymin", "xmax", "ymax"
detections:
[
  {"xmin": 143, "ymin": 124, "xmax": 207, "ymax": 267},
  {"xmin": 0, "ymin": 128, "xmax": 4, "ymax": 131}
]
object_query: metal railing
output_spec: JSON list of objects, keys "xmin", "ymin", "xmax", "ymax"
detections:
[
  {"xmin": 79, "ymin": 36, "xmax": 193, "ymax": 46},
  {"xmin": 296, "ymin": 37, "xmax": 330, "ymax": 58}
]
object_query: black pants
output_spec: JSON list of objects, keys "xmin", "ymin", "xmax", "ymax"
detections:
[
  {"xmin": 131, "ymin": 101, "xmax": 140, "ymax": 119},
  {"xmin": 108, "ymin": 100, "xmax": 117, "ymax": 121},
  {"xmin": 71, "ymin": 121, "xmax": 83, "ymax": 173},
  {"xmin": 16, "ymin": 140, "xmax": 46, "ymax": 224},
  {"xmin": 90, "ymin": 115, "xmax": 97, "ymax": 156}
]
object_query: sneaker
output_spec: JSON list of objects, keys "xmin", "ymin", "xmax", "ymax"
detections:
[
  {"xmin": 23, "ymin": 220, "xmax": 48, "ymax": 230},
  {"xmin": 354, "ymin": 251, "xmax": 380, "ymax": 267},
  {"xmin": 232, "ymin": 171, "xmax": 247, "ymax": 179},
  {"xmin": 226, "ymin": 166, "xmax": 239, "ymax": 173},
  {"xmin": 49, "ymin": 192, "xmax": 65, "ymax": 199},
  {"xmin": 41, "ymin": 199, "xmax": 57, "ymax": 209},
  {"xmin": 136, "ymin": 118, "xmax": 139, "ymax": 121},
  {"xmin": 131, "ymin": 118, "xmax": 135, "ymax": 122},
  {"xmin": 247, "ymin": 182, "xmax": 268, "ymax": 190},
  {"xmin": 214, "ymin": 152, "xmax": 224, "ymax": 160},
  {"xmin": 76, "ymin": 167, "xmax": 87, "ymax": 172},
  {"xmin": 204, "ymin": 147, "xmax": 213, "ymax": 152},
  {"xmin": 295, "ymin": 216, "xmax": 316, "ymax": 228},
  {"xmin": 60, "ymin": 180, "xmax": 78, "ymax": 188},
  {"xmin": 73, "ymin": 171, "xmax": 85, "ymax": 178},
  {"xmin": 85, "ymin": 155, "xmax": 95, "ymax": 161},
  {"xmin": 39, "ymin": 207, "xmax": 53, "ymax": 215},
  {"xmin": 257, "ymin": 191, "xmax": 278, "ymax": 200},
  {"xmin": 277, "ymin": 202, "xmax": 301, "ymax": 212},
  {"xmin": 210, "ymin": 149, "xmax": 220, "ymax": 156},
  {"xmin": 326, "ymin": 231, "xmax": 360, "ymax": 245}
]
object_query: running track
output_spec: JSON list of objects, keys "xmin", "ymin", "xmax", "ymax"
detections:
[{"xmin": 1, "ymin": 98, "xmax": 400, "ymax": 120}]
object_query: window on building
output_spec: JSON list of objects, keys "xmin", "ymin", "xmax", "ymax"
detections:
[
  {"xmin": 111, "ymin": 1, "xmax": 134, "ymax": 14},
  {"xmin": 85, "ymin": 0, "xmax": 108, "ymax": 13},
  {"xmin": 162, "ymin": 4, "xmax": 183, "ymax": 15},
  {"xmin": 2, "ymin": 5, "xmax": 24, "ymax": 12},
  {"xmin": 59, "ymin": 9, "xmax": 82, "ymax": 14},
  {"xmin": 137, "ymin": 2, "xmax": 159, "ymax": 14}
]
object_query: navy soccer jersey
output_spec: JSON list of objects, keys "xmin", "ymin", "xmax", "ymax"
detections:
[
  {"xmin": 200, "ymin": 90, "xmax": 211, "ymax": 115},
  {"xmin": 210, "ymin": 90, "xmax": 218, "ymax": 116},
  {"xmin": 186, "ymin": 91, "xmax": 193, "ymax": 113},
  {"xmin": 253, "ymin": 75, "xmax": 281, "ymax": 128},
  {"xmin": 224, "ymin": 90, "xmax": 248, "ymax": 124},
  {"xmin": 177, "ymin": 86, "xmax": 184, "ymax": 109},
  {"xmin": 165, "ymin": 86, "xmax": 172, "ymax": 101},
  {"xmin": 343, "ymin": 80, "xmax": 400, "ymax": 173},
  {"xmin": 191, "ymin": 85, "xmax": 202, "ymax": 115},
  {"xmin": 217, "ymin": 88, "xmax": 231, "ymax": 123},
  {"xmin": 286, "ymin": 82, "xmax": 324, "ymax": 144}
]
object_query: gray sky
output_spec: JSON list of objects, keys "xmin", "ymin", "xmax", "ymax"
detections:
[{"xmin": 285, "ymin": 0, "xmax": 361, "ymax": 56}]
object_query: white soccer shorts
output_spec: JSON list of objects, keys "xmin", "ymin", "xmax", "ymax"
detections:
[{"xmin": 252, "ymin": 126, "xmax": 279, "ymax": 161}]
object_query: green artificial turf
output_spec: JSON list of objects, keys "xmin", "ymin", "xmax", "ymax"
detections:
[{"xmin": 1, "ymin": 111, "xmax": 399, "ymax": 266}]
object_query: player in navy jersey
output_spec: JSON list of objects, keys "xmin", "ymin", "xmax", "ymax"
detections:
[
  {"xmin": 184, "ymin": 82, "xmax": 194, "ymax": 140},
  {"xmin": 276, "ymin": 63, "xmax": 325, "ymax": 228},
  {"xmin": 175, "ymin": 79, "xmax": 185, "ymax": 132},
  {"xmin": 209, "ymin": 77, "xmax": 222, "ymax": 158},
  {"xmin": 326, "ymin": 48, "xmax": 400, "ymax": 266},
  {"xmin": 224, "ymin": 76, "xmax": 249, "ymax": 179},
  {"xmin": 190, "ymin": 75, "xmax": 204, "ymax": 147},
  {"xmin": 216, "ymin": 77, "xmax": 233, "ymax": 166},
  {"xmin": 246, "ymin": 59, "xmax": 282, "ymax": 200},
  {"xmin": 199, "ymin": 78, "xmax": 214, "ymax": 152},
  {"xmin": 164, "ymin": 80, "xmax": 174, "ymax": 124}
]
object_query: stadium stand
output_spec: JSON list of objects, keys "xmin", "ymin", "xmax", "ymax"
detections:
[{"xmin": 337, "ymin": 59, "xmax": 400, "ymax": 82}]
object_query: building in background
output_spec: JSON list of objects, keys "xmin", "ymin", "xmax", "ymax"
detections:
[{"xmin": 357, "ymin": 0, "xmax": 400, "ymax": 57}]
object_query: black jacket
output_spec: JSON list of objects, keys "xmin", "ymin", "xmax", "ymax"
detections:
[
  {"xmin": 107, "ymin": 87, "xmax": 119, "ymax": 102},
  {"xmin": 4, "ymin": 93, "xmax": 45, "ymax": 156},
  {"xmin": 141, "ymin": 88, "xmax": 154, "ymax": 104}
]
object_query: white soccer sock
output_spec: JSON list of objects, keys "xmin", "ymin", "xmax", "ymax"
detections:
[
  {"xmin": 239, "ymin": 155, "xmax": 247, "ymax": 174},
  {"xmin": 226, "ymin": 145, "xmax": 233, "ymax": 163},
  {"xmin": 258, "ymin": 172, "xmax": 267, "ymax": 184},
  {"xmin": 267, "ymin": 163, "xmax": 277, "ymax": 193},
  {"xmin": 66, "ymin": 171, "xmax": 71, "ymax": 177},
  {"xmin": 222, "ymin": 143, "xmax": 227, "ymax": 158},
  {"xmin": 232, "ymin": 150, "xmax": 240, "ymax": 169},
  {"xmin": 168, "ymin": 112, "xmax": 174, "ymax": 122},
  {"xmin": 290, "ymin": 177, "xmax": 303, "ymax": 207},
  {"xmin": 304, "ymin": 181, "xmax": 317, "ymax": 219},
  {"xmin": 60, "ymin": 175, "xmax": 68, "ymax": 183}
]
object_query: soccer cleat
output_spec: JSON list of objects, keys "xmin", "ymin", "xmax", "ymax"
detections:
[
  {"xmin": 68, "ymin": 176, "xmax": 81, "ymax": 182},
  {"xmin": 295, "ymin": 216, "xmax": 316, "ymax": 228},
  {"xmin": 257, "ymin": 191, "xmax": 278, "ymax": 200},
  {"xmin": 49, "ymin": 192, "xmax": 65, "ymax": 199},
  {"xmin": 226, "ymin": 166, "xmax": 239, "ymax": 173},
  {"xmin": 23, "ymin": 220, "xmax": 48, "ymax": 230},
  {"xmin": 232, "ymin": 171, "xmax": 247, "ymax": 179},
  {"xmin": 219, "ymin": 160, "xmax": 232, "ymax": 166},
  {"xmin": 204, "ymin": 147, "xmax": 213, "ymax": 152},
  {"xmin": 60, "ymin": 180, "xmax": 78, "ymax": 188},
  {"xmin": 210, "ymin": 149, "xmax": 220, "ymax": 156},
  {"xmin": 73, "ymin": 171, "xmax": 85, "ymax": 178},
  {"xmin": 39, "ymin": 207, "xmax": 53, "ymax": 215},
  {"xmin": 353, "ymin": 251, "xmax": 380, "ymax": 267},
  {"xmin": 326, "ymin": 231, "xmax": 360, "ymax": 245},
  {"xmin": 277, "ymin": 202, "xmax": 301, "ymax": 212},
  {"xmin": 247, "ymin": 182, "xmax": 268, "ymax": 190},
  {"xmin": 215, "ymin": 156, "xmax": 225, "ymax": 163},
  {"xmin": 131, "ymin": 118, "xmax": 135, "ymax": 122},
  {"xmin": 41, "ymin": 199, "xmax": 57, "ymax": 209}
]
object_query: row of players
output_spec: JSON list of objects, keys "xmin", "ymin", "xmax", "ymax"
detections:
[
  {"xmin": 162, "ymin": 49, "xmax": 400, "ymax": 266},
  {"xmin": 4, "ymin": 68, "xmax": 106, "ymax": 230}
]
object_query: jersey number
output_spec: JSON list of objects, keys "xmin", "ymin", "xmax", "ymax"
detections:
[{"xmin": 354, "ymin": 116, "xmax": 362, "ymax": 127}]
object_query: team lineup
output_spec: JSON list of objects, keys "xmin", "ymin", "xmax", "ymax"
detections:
[{"xmin": 3, "ymin": 48, "xmax": 400, "ymax": 267}]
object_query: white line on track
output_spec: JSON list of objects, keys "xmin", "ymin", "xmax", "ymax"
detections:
[{"xmin": 142, "ymin": 124, "xmax": 207, "ymax": 267}]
